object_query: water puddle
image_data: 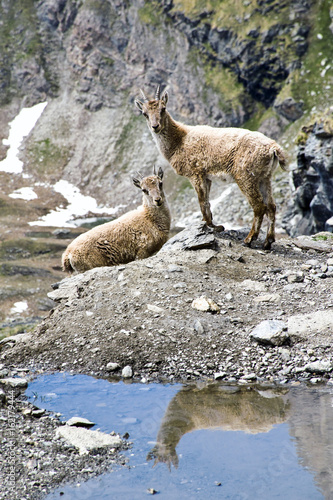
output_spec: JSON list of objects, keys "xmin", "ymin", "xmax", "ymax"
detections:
[{"xmin": 26, "ymin": 373, "xmax": 333, "ymax": 499}]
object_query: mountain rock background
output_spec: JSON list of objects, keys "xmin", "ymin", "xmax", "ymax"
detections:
[{"xmin": 0, "ymin": 0, "xmax": 332, "ymax": 233}]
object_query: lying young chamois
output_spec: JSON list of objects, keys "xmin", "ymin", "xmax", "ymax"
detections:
[
  {"xmin": 62, "ymin": 167, "xmax": 171, "ymax": 273},
  {"xmin": 135, "ymin": 86, "xmax": 287, "ymax": 250}
]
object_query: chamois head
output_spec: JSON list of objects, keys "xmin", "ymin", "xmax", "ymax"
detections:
[
  {"xmin": 135, "ymin": 85, "xmax": 169, "ymax": 134},
  {"xmin": 133, "ymin": 166, "xmax": 165, "ymax": 207}
]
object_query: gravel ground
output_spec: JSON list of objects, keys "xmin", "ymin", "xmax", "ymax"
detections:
[{"xmin": 1, "ymin": 224, "xmax": 333, "ymax": 499}]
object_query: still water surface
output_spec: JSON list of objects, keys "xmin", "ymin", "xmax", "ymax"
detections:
[{"xmin": 26, "ymin": 373, "xmax": 333, "ymax": 499}]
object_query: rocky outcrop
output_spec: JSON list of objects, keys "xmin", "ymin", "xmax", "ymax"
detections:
[
  {"xmin": 283, "ymin": 113, "xmax": 333, "ymax": 236},
  {"xmin": 2, "ymin": 224, "xmax": 333, "ymax": 384}
]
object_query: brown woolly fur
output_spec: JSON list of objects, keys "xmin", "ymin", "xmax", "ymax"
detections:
[
  {"xmin": 135, "ymin": 86, "xmax": 287, "ymax": 250},
  {"xmin": 62, "ymin": 168, "xmax": 171, "ymax": 273}
]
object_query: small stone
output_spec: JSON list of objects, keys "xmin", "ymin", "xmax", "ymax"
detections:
[
  {"xmin": 305, "ymin": 360, "xmax": 332, "ymax": 373},
  {"xmin": 310, "ymin": 377, "xmax": 322, "ymax": 384},
  {"xmin": 254, "ymin": 293, "xmax": 281, "ymax": 303},
  {"xmin": 225, "ymin": 292, "xmax": 233, "ymax": 301},
  {"xmin": 66, "ymin": 417, "xmax": 95, "ymax": 428},
  {"xmin": 191, "ymin": 296, "xmax": 220, "ymax": 313},
  {"xmin": 0, "ymin": 377, "xmax": 28, "ymax": 388},
  {"xmin": 287, "ymin": 272, "xmax": 304, "ymax": 283},
  {"xmin": 214, "ymin": 372, "xmax": 226, "ymax": 380},
  {"xmin": 122, "ymin": 366, "xmax": 133, "ymax": 378},
  {"xmin": 167, "ymin": 265, "xmax": 183, "ymax": 272},
  {"xmin": 32, "ymin": 409, "xmax": 45, "ymax": 418},
  {"xmin": 250, "ymin": 320, "xmax": 288, "ymax": 346},
  {"xmin": 242, "ymin": 373, "xmax": 257, "ymax": 380},
  {"xmin": 147, "ymin": 304, "xmax": 164, "ymax": 313},
  {"xmin": 279, "ymin": 348, "xmax": 291, "ymax": 362},
  {"xmin": 106, "ymin": 362, "xmax": 120, "ymax": 372},
  {"xmin": 0, "ymin": 389, "xmax": 6, "ymax": 406},
  {"xmin": 241, "ymin": 279, "xmax": 267, "ymax": 292},
  {"xmin": 147, "ymin": 488, "xmax": 158, "ymax": 495},
  {"xmin": 306, "ymin": 259, "xmax": 319, "ymax": 267},
  {"xmin": 193, "ymin": 319, "xmax": 204, "ymax": 334}
]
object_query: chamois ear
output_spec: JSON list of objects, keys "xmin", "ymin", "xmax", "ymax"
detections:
[
  {"xmin": 132, "ymin": 177, "xmax": 142, "ymax": 189},
  {"xmin": 158, "ymin": 167, "xmax": 164, "ymax": 180},
  {"xmin": 135, "ymin": 99, "xmax": 143, "ymax": 112},
  {"xmin": 161, "ymin": 90, "xmax": 168, "ymax": 105}
]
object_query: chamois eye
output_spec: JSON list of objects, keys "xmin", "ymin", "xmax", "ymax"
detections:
[
  {"xmin": 161, "ymin": 107, "xmax": 165, "ymax": 114},
  {"xmin": 159, "ymin": 182, "xmax": 163, "ymax": 189},
  {"xmin": 142, "ymin": 188, "xmax": 148, "ymax": 194},
  {"xmin": 143, "ymin": 112, "xmax": 148, "ymax": 118}
]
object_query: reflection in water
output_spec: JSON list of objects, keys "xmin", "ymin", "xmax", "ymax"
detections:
[
  {"xmin": 147, "ymin": 384, "xmax": 290, "ymax": 469},
  {"xmin": 288, "ymin": 387, "xmax": 333, "ymax": 499},
  {"xmin": 26, "ymin": 374, "xmax": 331, "ymax": 499}
]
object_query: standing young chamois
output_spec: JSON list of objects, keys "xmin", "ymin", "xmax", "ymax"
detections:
[
  {"xmin": 62, "ymin": 167, "xmax": 171, "ymax": 273},
  {"xmin": 135, "ymin": 86, "xmax": 287, "ymax": 250}
]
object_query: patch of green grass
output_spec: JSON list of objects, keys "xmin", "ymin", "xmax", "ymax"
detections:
[
  {"xmin": 293, "ymin": 107, "xmax": 333, "ymax": 145},
  {"xmin": 312, "ymin": 232, "xmax": 333, "ymax": 242},
  {"xmin": 0, "ymin": 238, "xmax": 64, "ymax": 261},
  {"xmin": 188, "ymin": 48, "xmax": 246, "ymax": 115},
  {"xmin": 0, "ymin": 323, "xmax": 35, "ymax": 341},
  {"xmin": 138, "ymin": 1, "xmax": 165, "ymax": 27},
  {"xmin": 26, "ymin": 138, "xmax": 71, "ymax": 177},
  {"xmin": 283, "ymin": 0, "xmax": 333, "ymax": 112},
  {"xmin": 172, "ymin": 0, "xmax": 290, "ymax": 37}
]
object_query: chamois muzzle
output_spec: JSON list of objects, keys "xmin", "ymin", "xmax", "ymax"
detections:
[{"xmin": 151, "ymin": 123, "xmax": 161, "ymax": 133}]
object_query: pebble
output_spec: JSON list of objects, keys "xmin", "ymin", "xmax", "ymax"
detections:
[
  {"xmin": 193, "ymin": 319, "xmax": 205, "ymax": 334},
  {"xmin": 32, "ymin": 409, "xmax": 46, "ymax": 418},
  {"xmin": 304, "ymin": 360, "xmax": 332, "ymax": 373},
  {"xmin": 122, "ymin": 366, "xmax": 133, "ymax": 378},
  {"xmin": 147, "ymin": 304, "xmax": 165, "ymax": 313},
  {"xmin": 0, "ymin": 377, "xmax": 28, "ymax": 388},
  {"xmin": 66, "ymin": 417, "xmax": 95, "ymax": 428},
  {"xmin": 250, "ymin": 320, "xmax": 288, "ymax": 346},
  {"xmin": 191, "ymin": 296, "xmax": 220, "ymax": 313},
  {"xmin": 106, "ymin": 362, "xmax": 120, "ymax": 372},
  {"xmin": 287, "ymin": 272, "xmax": 304, "ymax": 283}
]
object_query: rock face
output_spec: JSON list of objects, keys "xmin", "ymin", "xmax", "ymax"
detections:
[
  {"xmin": 283, "ymin": 116, "xmax": 333, "ymax": 236},
  {"xmin": 0, "ymin": 0, "xmax": 323, "ymax": 216}
]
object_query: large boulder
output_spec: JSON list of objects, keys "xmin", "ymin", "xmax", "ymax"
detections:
[{"xmin": 283, "ymin": 113, "xmax": 333, "ymax": 236}]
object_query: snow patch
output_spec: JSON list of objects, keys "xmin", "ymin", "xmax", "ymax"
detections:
[{"xmin": 0, "ymin": 102, "xmax": 47, "ymax": 174}]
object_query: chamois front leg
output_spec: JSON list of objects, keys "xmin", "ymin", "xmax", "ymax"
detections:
[{"xmin": 191, "ymin": 176, "xmax": 224, "ymax": 232}]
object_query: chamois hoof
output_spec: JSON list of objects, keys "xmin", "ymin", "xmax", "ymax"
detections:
[
  {"xmin": 263, "ymin": 240, "xmax": 273, "ymax": 251},
  {"xmin": 210, "ymin": 223, "xmax": 225, "ymax": 232}
]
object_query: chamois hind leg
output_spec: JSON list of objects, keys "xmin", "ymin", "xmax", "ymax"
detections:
[
  {"xmin": 238, "ymin": 181, "xmax": 267, "ymax": 247},
  {"xmin": 191, "ymin": 176, "xmax": 224, "ymax": 231},
  {"xmin": 262, "ymin": 181, "xmax": 276, "ymax": 250}
]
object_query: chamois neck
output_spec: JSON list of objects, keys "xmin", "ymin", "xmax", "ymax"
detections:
[
  {"xmin": 143, "ymin": 199, "xmax": 171, "ymax": 229},
  {"xmin": 155, "ymin": 112, "xmax": 188, "ymax": 160}
]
